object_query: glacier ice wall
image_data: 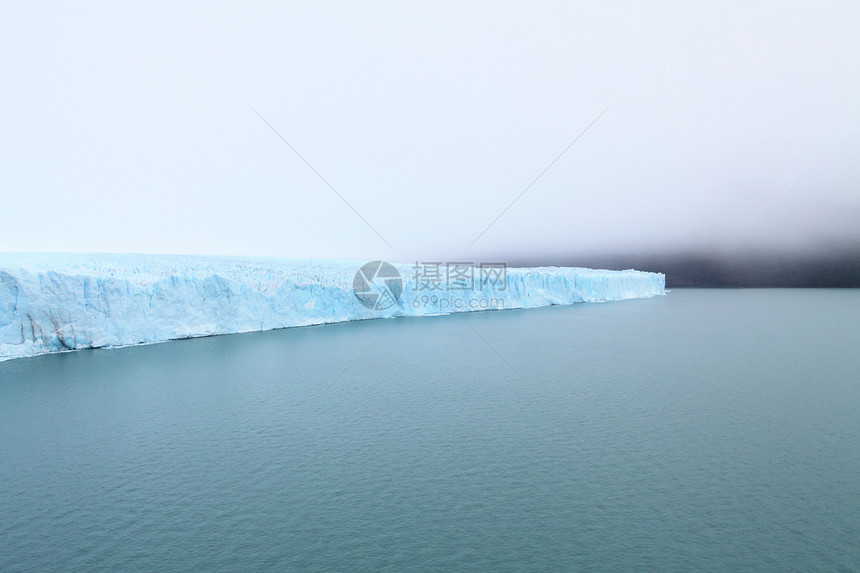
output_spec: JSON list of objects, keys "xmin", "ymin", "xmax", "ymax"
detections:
[{"xmin": 0, "ymin": 254, "xmax": 665, "ymax": 361}]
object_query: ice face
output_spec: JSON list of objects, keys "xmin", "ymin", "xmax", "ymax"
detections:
[{"xmin": 0, "ymin": 254, "xmax": 665, "ymax": 361}]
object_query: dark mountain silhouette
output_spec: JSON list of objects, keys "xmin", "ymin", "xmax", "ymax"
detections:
[{"xmin": 509, "ymin": 244, "xmax": 860, "ymax": 288}]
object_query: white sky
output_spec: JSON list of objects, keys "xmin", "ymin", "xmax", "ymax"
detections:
[{"xmin": 2, "ymin": 1, "xmax": 858, "ymax": 262}]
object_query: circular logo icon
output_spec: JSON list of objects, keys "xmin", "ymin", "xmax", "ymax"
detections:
[{"xmin": 353, "ymin": 261, "xmax": 403, "ymax": 311}]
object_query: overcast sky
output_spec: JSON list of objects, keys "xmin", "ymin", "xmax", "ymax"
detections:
[{"xmin": 2, "ymin": 1, "xmax": 858, "ymax": 263}]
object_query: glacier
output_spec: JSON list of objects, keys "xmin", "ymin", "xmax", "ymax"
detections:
[{"xmin": 0, "ymin": 254, "xmax": 665, "ymax": 361}]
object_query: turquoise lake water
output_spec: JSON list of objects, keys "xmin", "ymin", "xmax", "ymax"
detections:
[{"xmin": 1, "ymin": 289, "xmax": 858, "ymax": 571}]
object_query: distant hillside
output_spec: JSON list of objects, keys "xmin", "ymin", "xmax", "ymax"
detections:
[{"xmin": 511, "ymin": 246, "xmax": 860, "ymax": 288}]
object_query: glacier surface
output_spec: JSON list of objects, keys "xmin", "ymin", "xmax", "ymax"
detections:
[{"xmin": 0, "ymin": 254, "xmax": 665, "ymax": 361}]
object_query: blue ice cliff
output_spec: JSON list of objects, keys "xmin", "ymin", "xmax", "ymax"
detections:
[{"xmin": 0, "ymin": 254, "xmax": 665, "ymax": 361}]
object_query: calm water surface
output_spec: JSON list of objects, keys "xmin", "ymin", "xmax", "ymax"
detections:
[{"xmin": 1, "ymin": 289, "xmax": 858, "ymax": 571}]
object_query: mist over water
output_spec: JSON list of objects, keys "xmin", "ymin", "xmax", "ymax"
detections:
[
  {"xmin": 508, "ymin": 243, "xmax": 860, "ymax": 287},
  {"xmin": 2, "ymin": 2, "xmax": 858, "ymax": 261}
]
